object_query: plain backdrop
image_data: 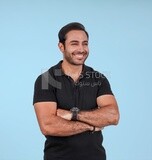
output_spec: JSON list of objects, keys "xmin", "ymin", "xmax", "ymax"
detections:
[{"xmin": 0, "ymin": 0, "xmax": 152, "ymax": 160}]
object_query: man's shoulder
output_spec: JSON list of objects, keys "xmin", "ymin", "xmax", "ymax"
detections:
[
  {"xmin": 83, "ymin": 65, "xmax": 108, "ymax": 83},
  {"xmin": 84, "ymin": 64, "xmax": 104, "ymax": 76}
]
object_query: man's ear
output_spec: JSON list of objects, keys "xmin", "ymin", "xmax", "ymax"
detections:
[{"xmin": 58, "ymin": 42, "xmax": 65, "ymax": 53}]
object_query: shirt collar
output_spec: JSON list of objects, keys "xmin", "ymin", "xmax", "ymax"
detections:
[{"xmin": 53, "ymin": 60, "xmax": 92, "ymax": 78}]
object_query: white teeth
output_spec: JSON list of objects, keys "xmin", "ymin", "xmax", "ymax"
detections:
[
  {"xmin": 75, "ymin": 55, "xmax": 83, "ymax": 59},
  {"xmin": 76, "ymin": 54, "xmax": 83, "ymax": 57},
  {"xmin": 74, "ymin": 54, "xmax": 84, "ymax": 58}
]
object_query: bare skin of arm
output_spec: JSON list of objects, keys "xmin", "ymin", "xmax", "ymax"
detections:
[
  {"xmin": 57, "ymin": 95, "xmax": 120, "ymax": 128},
  {"xmin": 34, "ymin": 102, "xmax": 100, "ymax": 137}
]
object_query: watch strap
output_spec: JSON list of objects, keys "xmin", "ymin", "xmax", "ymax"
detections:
[{"xmin": 71, "ymin": 110, "xmax": 77, "ymax": 121}]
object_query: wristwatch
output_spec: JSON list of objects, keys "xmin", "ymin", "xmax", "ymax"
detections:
[{"xmin": 70, "ymin": 107, "xmax": 80, "ymax": 121}]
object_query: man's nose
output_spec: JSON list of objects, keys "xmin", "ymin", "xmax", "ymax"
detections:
[{"xmin": 77, "ymin": 45, "xmax": 85, "ymax": 52}]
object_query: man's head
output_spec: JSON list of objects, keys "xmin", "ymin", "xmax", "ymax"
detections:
[
  {"xmin": 58, "ymin": 22, "xmax": 89, "ymax": 45},
  {"xmin": 58, "ymin": 22, "xmax": 89, "ymax": 66}
]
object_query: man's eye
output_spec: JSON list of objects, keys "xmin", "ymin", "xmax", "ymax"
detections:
[
  {"xmin": 83, "ymin": 43, "xmax": 88, "ymax": 46},
  {"xmin": 71, "ymin": 43, "xmax": 78, "ymax": 46}
]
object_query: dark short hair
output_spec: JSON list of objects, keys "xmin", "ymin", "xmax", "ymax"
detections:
[{"xmin": 58, "ymin": 22, "xmax": 89, "ymax": 44}]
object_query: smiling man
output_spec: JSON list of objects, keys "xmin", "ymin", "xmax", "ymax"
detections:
[{"xmin": 33, "ymin": 22, "xmax": 120, "ymax": 160}]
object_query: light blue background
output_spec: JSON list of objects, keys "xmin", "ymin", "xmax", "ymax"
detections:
[{"xmin": 0, "ymin": 0, "xmax": 152, "ymax": 160}]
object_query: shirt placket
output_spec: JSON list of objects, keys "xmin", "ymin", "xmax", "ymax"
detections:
[{"xmin": 73, "ymin": 82, "xmax": 79, "ymax": 108}]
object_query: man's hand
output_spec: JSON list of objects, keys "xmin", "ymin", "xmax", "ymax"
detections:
[
  {"xmin": 57, "ymin": 109, "xmax": 72, "ymax": 120},
  {"xmin": 57, "ymin": 108, "xmax": 104, "ymax": 132},
  {"xmin": 90, "ymin": 126, "xmax": 104, "ymax": 132},
  {"xmin": 95, "ymin": 127, "xmax": 104, "ymax": 131}
]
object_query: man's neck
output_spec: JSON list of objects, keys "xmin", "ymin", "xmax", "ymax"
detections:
[{"xmin": 61, "ymin": 60, "xmax": 83, "ymax": 82}]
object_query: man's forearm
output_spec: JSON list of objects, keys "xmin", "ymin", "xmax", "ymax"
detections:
[
  {"xmin": 57, "ymin": 105, "xmax": 119, "ymax": 128},
  {"xmin": 78, "ymin": 106, "xmax": 119, "ymax": 127},
  {"xmin": 42, "ymin": 115, "xmax": 93, "ymax": 137}
]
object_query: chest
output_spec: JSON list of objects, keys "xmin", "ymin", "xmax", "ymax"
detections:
[{"xmin": 55, "ymin": 77, "xmax": 99, "ymax": 111}]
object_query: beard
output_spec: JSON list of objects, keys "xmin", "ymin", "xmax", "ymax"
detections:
[{"xmin": 64, "ymin": 51, "xmax": 89, "ymax": 66}]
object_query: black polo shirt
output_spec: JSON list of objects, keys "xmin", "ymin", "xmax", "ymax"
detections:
[{"xmin": 33, "ymin": 61, "xmax": 113, "ymax": 160}]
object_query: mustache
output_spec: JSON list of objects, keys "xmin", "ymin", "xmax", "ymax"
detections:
[{"xmin": 73, "ymin": 51, "xmax": 88, "ymax": 55}]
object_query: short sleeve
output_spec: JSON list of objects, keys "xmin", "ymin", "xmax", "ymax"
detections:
[
  {"xmin": 97, "ymin": 75, "xmax": 113, "ymax": 97},
  {"xmin": 33, "ymin": 74, "xmax": 57, "ymax": 105}
]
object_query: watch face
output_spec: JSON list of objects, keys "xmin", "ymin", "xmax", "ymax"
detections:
[
  {"xmin": 70, "ymin": 107, "xmax": 80, "ymax": 121},
  {"xmin": 71, "ymin": 107, "xmax": 79, "ymax": 112}
]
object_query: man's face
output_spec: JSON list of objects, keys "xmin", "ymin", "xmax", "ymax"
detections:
[{"xmin": 59, "ymin": 30, "xmax": 89, "ymax": 65}]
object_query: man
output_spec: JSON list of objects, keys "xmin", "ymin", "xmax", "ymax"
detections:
[{"xmin": 33, "ymin": 22, "xmax": 119, "ymax": 160}]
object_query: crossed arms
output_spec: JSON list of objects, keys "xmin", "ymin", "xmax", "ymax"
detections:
[{"xmin": 34, "ymin": 95, "xmax": 119, "ymax": 137}]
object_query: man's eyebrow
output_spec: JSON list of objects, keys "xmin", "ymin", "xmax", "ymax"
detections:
[
  {"xmin": 70, "ymin": 40, "xmax": 79, "ymax": 43},
  {"xmin": 70, "ymin": 40, "xmax": 88, "ymax": 43},
  {"xmin": 83, "ymin": 40, "xmax": 88, "ymax": 43}
]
